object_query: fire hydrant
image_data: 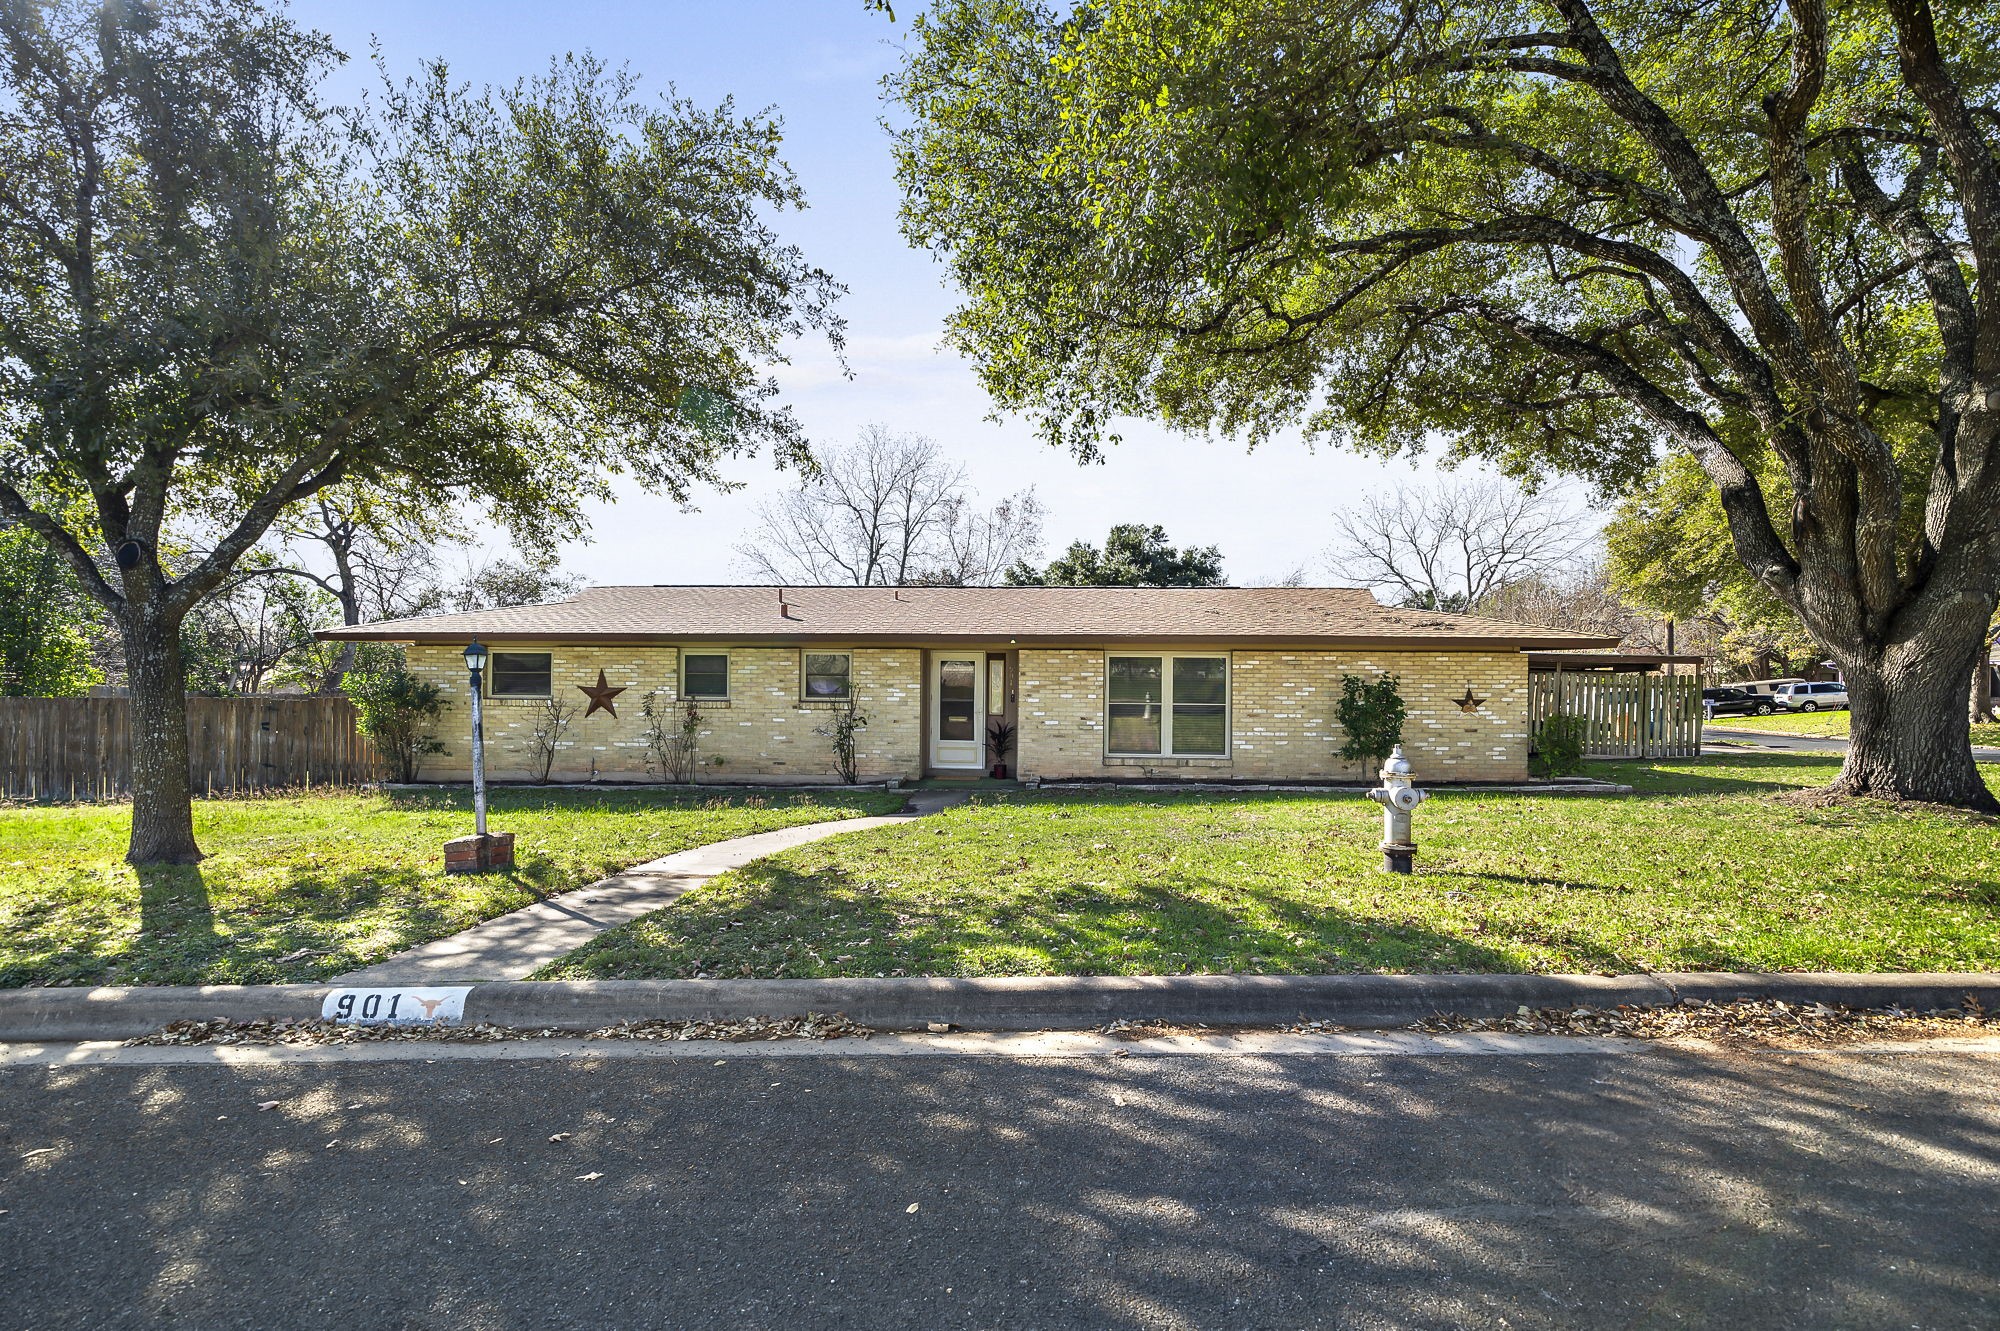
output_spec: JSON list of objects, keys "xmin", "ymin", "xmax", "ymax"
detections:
[{"xmin": 1364, "ymin": 744, "xmax": 1427, "ymax": 874}]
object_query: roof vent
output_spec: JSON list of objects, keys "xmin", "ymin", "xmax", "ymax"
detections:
[{"xmin": 777, "ymin": 586, "xmax": 793, "ymax": 620}]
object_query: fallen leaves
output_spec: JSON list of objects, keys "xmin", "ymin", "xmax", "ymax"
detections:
[
  {"xmin": 575, "ymin": 1172, "xmax": 603, "ymax": 1182},
  {"xmin": 125, "ymin": 1011, "xmax": 872, "ymax": 1047},
  {"xmin": 905, "ymin": 1203, "xmax": 920, "ymax": 1214},
  {"xmin": 548, "ymin": 1133, "xmax": 572, "ymax": 1144},
  {"xmin": 1406, "ymin": 997, "xmax": 2000, "ymax": 1045},
  {"xmin": 256, "ymin": 1101, "xmax": 281, "ymax": 1112}
]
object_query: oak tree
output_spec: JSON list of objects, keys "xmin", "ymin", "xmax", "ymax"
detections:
[
  {"xmin": 0, "ymin": 0, "xmax": 840, "ymax": 860},
  {"xmin": 893, "ymin": 0, "xmax": 2000, "ymax": 807}
]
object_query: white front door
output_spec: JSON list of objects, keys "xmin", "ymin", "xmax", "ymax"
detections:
[{"xmin": 931, "ymin": 655, "xmax": 985, "ymax": 770}]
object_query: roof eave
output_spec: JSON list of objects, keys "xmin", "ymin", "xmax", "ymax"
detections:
[{"xmin": 317, "ymin": 628, "xmax": 1621, "ymax": 651}]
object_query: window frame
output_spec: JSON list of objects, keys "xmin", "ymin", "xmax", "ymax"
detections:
[
  {"xmin": 486, "ymin": 651, "xmax": 553, "ymax": 699},
  {"xmin": 800, "ymin": 650, "xmax": 854, "ymax": 702},
  {"xmin": 680, "ymin": 650, "xmax": 731, "ymax": 701},
  {"xmin": 1103, "ymin": 652, "xmax": 1231, "ymax": 758}
]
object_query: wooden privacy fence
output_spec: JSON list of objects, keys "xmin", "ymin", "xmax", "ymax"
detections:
[
  {"xmin": 1528, "ymin": 668, "xmax": 1704, "ymax": 759},
  {"xmin": 0, "ymin": 696, "xmax": 380, "ymax": 801}
]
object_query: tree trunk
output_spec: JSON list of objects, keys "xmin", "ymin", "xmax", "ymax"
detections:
[
  {"xmin": 1835, "ymin": 631, "xmax": 1998, "ymax": 811},
  {"xmin": 122, "ymin": 608, "xmax": 204, "ymax": 864}
]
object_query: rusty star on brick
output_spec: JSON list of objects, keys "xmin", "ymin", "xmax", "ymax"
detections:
[
  {"xmin": 578, "ymin": 669, "xmax": 627, "ymax": 719},
  {"xmin": 1454, "ymin": 687, "xmax": 1486, "ymax": 714}
]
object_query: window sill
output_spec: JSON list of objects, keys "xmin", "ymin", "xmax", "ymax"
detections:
[
  {"xmin": 683, "ymin": 697, "xmax": 732, "ymax": 709},
  {"xmin": 1104, "ymin": 754, "xmax": 1230, "ymax": 766},
  {"xmin": 795, "ymin": 698, "xmax": 854, "ymax": 709}
]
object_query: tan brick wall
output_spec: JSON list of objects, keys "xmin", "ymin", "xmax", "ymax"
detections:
[
  {"xmin": 403, "ymin": 643, "xmax": 923, "ymax": 784},
  {"xmin": 395, "ymin": 640, "xmax": 1527, "ymax": 785},
  {"xmin": 1017, "ymin": 647, "xmax": 1528, "ymax": 783}
]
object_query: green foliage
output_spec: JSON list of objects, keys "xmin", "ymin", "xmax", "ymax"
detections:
[
  {"xmin": 0, "ymin": 0, "xmax": 844, "ymax": 854},
  {"xmin": 1336, "ymin": 673, "xmax": 1405, "ymax": 766},
  {"xmin": 343, "ymin": 653, "xmax": 449, "ymax": 783},
  {"xmin": 1004, "ymin": 523, "xmax": 1224, "ymax": 586},
  {"xmin": 1604, "ymin": 456, "xmax": 1823, "ymax": 676},
  {"xmin": 888, "ymin": 0, "xmax": 2000, "ymax": 807},
  {"xmin": 1531, "ymin": 715, "xmax": 1590, "ymax": 779},
  {"xmin": 0, "ymin": 521, "xmax": 101, "ymax": 696}
]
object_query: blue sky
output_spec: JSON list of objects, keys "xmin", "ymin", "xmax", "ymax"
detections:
[{"xmin": 289, "ymin": 0, "xmax": 1432, "ymax": 586}]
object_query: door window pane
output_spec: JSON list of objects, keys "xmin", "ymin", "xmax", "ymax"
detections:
[
  {"xmin": 683, "ymin": 653, "xmax": 728, "ymax": 698},
  {"xmin": 939, "ymin": 659, "xmax": 976, "ymax": 741},
  {"xmin": 803, "ymin": 652, "xmax": 852, "ymax": 698}
]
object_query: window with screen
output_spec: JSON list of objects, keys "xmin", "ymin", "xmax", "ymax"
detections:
[
  {"xmin": 488, "ymin": 652, "xmax": 553, "ymax": 697},
  {"xmin": 1106, "ymin": 654, "xmax": 1228, "ymax": 756},
  {"xmin": 802, "ymin": 652, "xmax": 852, "ymax": 699},
  {"xmin": 683, "ymin": 653, "xmax": 729, "ymax": 699}
]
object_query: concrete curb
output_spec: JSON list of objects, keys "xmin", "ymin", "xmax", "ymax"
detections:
[{"xmin": 3, "ymin": 972, "xmax": 1996, "ymax": 1042}]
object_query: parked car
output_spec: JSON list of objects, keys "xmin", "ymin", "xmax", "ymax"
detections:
[
  {"xmin": 1702, "ymin": 686, "xmax": 1775, "ymax": 717},
  {"xmin": 1735, "ymin": 677, "xmax": 1807, "ymax": 698},
  {"xmin": 1774, "ymin": 681, "xmax": 1849, "ymax": 712}
]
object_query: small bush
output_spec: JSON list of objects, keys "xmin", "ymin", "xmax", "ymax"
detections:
[
  {"xmin": 1532, "ymin": 714, "xmax": 1590, "ymax": 777},
  {"xmin": 343, "ymin": 654, "xmax": 448, "ymax": 782},
  {"xmin": 814, "ymin": 696, "xmax": 868, "ymax": 784},
  {"xmin": 1337, "ymin": 673, "xmax": 1406, "ymax": 770}
]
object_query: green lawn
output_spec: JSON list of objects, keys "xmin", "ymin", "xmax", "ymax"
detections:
[
  {"xmin": 541, "ymin": 754, "xmax": 2000, "ymax": 981},
  {"xmin": 0, "ymin": 786, "xmax": 903, "ymax": 987},
  {"xmin": 1706, "ymin": 710, "xmax": 2000, "ymax": 745}
]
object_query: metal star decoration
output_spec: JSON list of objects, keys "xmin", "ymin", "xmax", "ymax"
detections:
[
  {"xmin": 578, "ymin": 669, "xmax": 627, "ymax": 719},
  {"xmin": 1454, "ymin": 686, "xmax": 1487, "ymax": 714}
]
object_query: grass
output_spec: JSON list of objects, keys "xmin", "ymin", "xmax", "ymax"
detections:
[
  {"xmin": 540, "ymin": 754, "xmax": 2000, "ymax": 981},
  {"xmin": 1706, "ymin": 711, "xmax": 2000, "ymax": 745},
  {"xmin": 0, "ymin": 786, "xmax": 903, "ymax": 987}
]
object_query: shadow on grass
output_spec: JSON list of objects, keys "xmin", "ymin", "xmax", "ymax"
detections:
[
  {"xmin": 126, "ymin": 865, "xmax": 228, "ymax": 982},
  {"xmin": 1597, "ymin": 753, "xmax": 1851, "ymax": 797},
  {"xmin": 550, "ymin": 859, "xmax": 1578, "ymax": 980}
]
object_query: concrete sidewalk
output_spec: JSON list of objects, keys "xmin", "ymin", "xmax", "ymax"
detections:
[{"xmin": 331, "ymin": 789, "xmax": 970, "ymax": 985}]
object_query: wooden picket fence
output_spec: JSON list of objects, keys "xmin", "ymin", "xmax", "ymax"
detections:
[
  {"xmin": 0, "ymin": 695, "xmax": 380, "ymax": 802},
  {"xmin": 1528, "ymin": 668, "xmax": 1704, "ymax": 759}
]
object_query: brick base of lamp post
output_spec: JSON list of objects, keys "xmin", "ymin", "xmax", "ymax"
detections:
[{"xmin": 444, "ymin": 832, "xmax": 516, "ymax": 875}]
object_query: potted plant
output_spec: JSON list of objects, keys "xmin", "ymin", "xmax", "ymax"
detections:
[{"xmin": 986, "ymin": 718, "xmax": 1017, "ymax": 779}]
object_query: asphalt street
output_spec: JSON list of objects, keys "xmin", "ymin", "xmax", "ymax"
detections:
[{"xmin": 3, "ymin": 1043, "xmax": 1997, "ymax": 1330}]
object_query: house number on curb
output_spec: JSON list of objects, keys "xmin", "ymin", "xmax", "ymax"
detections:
[{"xmin": 321, "ymin": 986, "xmax": 473, "ymax": 1027}]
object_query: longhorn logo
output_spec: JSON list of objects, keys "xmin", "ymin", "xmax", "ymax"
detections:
[{"xmin": 415, "ymin": 995, "xmax": 449, "ymax": 1019}]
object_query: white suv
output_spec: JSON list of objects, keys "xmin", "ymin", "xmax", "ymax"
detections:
[{"xmin": 1775, "ymin": 681, "xmax": 1848, "ymax": 712}]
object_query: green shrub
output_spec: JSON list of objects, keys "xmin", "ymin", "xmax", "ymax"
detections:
[
  {"xmin": 343, "ymin": 654, "xmax": 448, "ymax": 782},
  {"xmin": 1532, "ymin": 714, "xmax": 1590, "ymax": 778},
  {"xmin": 1336, "ymin": 673, "xmax": 1406, "ymax": 769}
]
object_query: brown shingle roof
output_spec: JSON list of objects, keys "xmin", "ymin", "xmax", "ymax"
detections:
[{"xmin": 320, "ymin": 585, "xmax": 1618, "ymax": 650}]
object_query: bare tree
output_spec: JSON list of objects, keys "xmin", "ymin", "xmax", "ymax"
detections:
[
  {"xmin": 1327, "ymin": 478, "xmax": 1589, "ymax": 612},
  {"xmin": 920, "ymin": 490, "xmax": 1047, "ymax": 586},
  {"xmin": 736, "ymin": 425, "xmax": 1041, "ymax": 585}
]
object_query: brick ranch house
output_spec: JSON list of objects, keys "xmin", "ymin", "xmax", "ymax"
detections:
[{"xmin": 322, "ymin": 585, "xmax": 1616, "ymax": 785}]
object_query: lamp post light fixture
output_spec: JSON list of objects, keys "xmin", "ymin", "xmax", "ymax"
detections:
[
  {"xmin": 464, "ymin": 639, "xmax": 490, "ymax": 837},
  {"xmin": 444, "ymin": 638, "xmax": 514, "ymax": 874}
]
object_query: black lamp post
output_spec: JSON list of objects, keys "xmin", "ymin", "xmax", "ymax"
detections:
[{"xmin": 463, "ymin": 639, "xmax": 490, "ymax": 839}]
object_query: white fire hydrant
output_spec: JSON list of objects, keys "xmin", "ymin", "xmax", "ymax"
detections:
[{"xmin": 1364, "ymin": 744, "xmax": 1427, "ymax": 874}]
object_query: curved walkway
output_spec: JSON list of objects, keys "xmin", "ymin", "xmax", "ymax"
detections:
[{"xmin": 333, "ymin": 790, "xmax": 969, "ymax": 985}]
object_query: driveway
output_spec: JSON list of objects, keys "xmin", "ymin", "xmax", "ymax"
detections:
[
  {"xmin": 1706, "ymin": 723, "xmax": 2000, "ymax": 761},
  {"xmin": 3, "ymin": 1040, "xmax": 1997, "ymax": 1329}
]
